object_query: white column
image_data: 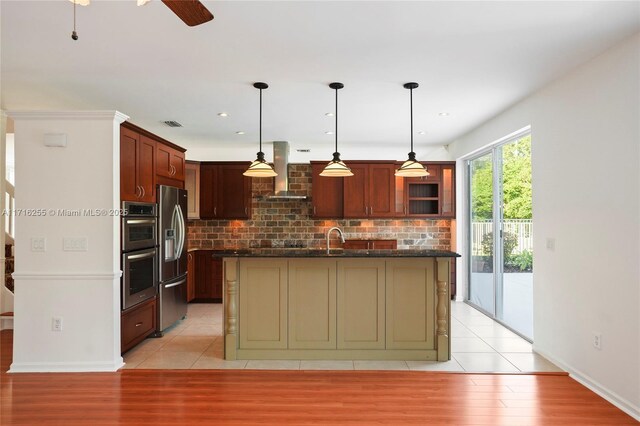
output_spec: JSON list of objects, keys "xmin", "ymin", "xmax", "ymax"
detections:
[{"xmin": 8, "ymin": 111, "xmax": 128, "ymax": 372}]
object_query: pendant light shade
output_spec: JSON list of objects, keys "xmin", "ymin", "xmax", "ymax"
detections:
[
  {"xmin": 244, "ymin": 82, "xmax": 277, "ymax": 177},
  {"xmin": 320, "ymin": 82, "xmax": 353, "ymax": 177},
  {"xmin": 395, "ymin": 82, "xmax": 429, "ymax": 177}
]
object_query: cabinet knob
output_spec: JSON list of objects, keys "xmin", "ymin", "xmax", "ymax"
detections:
[
  {"xmin": 313, "ymin": 206, "xmax": 316, "ymax": 215},
  {"xmin": 135, "ymin": 322, "xmax": 143, "ymax": 327},
  {"xmin": 245, "ymin": 207, "xmax": 248, "ymax": 215},
  {"xmin": 214, "ymin": 207, "xmax": 217, "ymax": 216}
]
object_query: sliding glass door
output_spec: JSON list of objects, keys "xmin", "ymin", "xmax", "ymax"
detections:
[
  {"xmin": 468, "ymin": 152, "xmax": 495, "ymax": 315},
  {"xmin": 467, "ymin": 133, "xmax": 533, "ymax": 340}
]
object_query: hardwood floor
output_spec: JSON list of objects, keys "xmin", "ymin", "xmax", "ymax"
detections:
[{"xmin": 1, "ymin": 330, "xmax": 636, "ymax": 425}]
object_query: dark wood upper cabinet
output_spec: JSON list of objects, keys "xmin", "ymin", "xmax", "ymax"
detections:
[
  {"xmin": 440, "ymin": 164, "xmax": 456, "ymax": 218},
  {"xmin": 120, "ymin": 126, "xmax": 156, "ymax": 202},
  {"xmin": 368, "ymin": 163, "xmax": 396, "ymax": 217},
  {"xmin": 199, "ymin": 164, "xmax": 218, "ymax": 218},
  {"xmin": 199, "ymin": 162, "xmax": 252, "ymax": 220},
  {"xmin": 311, "ymin": 162, "xmax": 343, "ymax": 218},
  {"xmin": 120, "ymin": 127, "xmax": 139, "ymax": 202},
  {"xmin": 218, "ymin": 164, "xmax": 251, "ymax": 219},
  {"xmin": 343, "ymin": 163, "xmax": 368, "ymax": 218},
  {"xmin": 120, "ymin": 122, "xmax": 186, "ymax": 202},
  {"xmin": 402, "ymin": 162, "xmax": 456, "ymax": 218},
  {"xmin": 343, "ymin": 162, "xmax": 395, "ymax": 218},
  {"xmin": 138, "ymin": 136, "xmax": 156, "ymax": 202},
  {"xmin": 157, "ymin": 143, "xmax": 185, "ymax": 181}
]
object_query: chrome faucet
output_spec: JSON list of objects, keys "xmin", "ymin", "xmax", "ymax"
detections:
[{"xmin": 326, "ymin": 227, "xmax": 345, "ymax": 254}]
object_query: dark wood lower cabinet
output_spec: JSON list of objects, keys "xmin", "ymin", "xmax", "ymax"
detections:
[
  {"xmin": 193, "ymin": 250, "xmax": 223, "ymax": 302},
  {"xmin": 121, "ymin": 297, "xmax": 157, "ymax": 354}
]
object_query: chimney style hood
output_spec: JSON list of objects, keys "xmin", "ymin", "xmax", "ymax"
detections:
[{"xmin": 261, "ymin": 141, "xmax": 309, "ymax": 200}]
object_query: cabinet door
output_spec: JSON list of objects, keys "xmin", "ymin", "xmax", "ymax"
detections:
[
  {"xmin": 199, "ymin": 164, "xmax": 218, "ymax": 219},
  {"xmin": 194, "ymin": 251, "xmax": 214, "ymax": 299},
  {"xmin": 368, "ymin": 164, "xmax": 396, "ymax": 217},
  {"xmin": 138, "ymin": 135, "xmax": 156, "ymax": 202},
  {"xmin": 218, "ymin": 164, "xmax": 252, "ymax": 219},
  {"xmin": 385, "ymin": 259, "xmax": 435, "ymax": 350},
  {"xmin": 311, "ymin": 163, "xmax": 343, "ymax": 218},
  {"xmin": 121, "ymin": 297, "xmax": 157, "ymax": 354},
  {"xmin": 343, "ymin": 163, "xmax": 368, "ymax": 218},
  {"xmin": 239, "ymin": 259, "xmax": 288, "ymax": 349},
  {"xmin": 185, "ymin": 162, "xmax": 200, "ymax": 219},
  {"xmin": 171, "ymin": 149, "xmax": 185, "ymax": 181},
  {"xmin": 440, "ymin": 164, "xmax": 455, "ymax": 218},
  {"xmin": 337, "ymin": 259, "xmax": 385, "ymax": 349},
  {"xmin": 187, "ymin": 252, "xmax": 195, "ymax": 302},
  {"xmin": 156, "ymin": 143, "xmax": 173, "ymax": 178},
  {"xmin": 288, "ymin": 259, "xmax": 336, "ymax": 349},
  {"xmin": 120, "ymin": 127, "xmax": 139, "ymax": 202}
]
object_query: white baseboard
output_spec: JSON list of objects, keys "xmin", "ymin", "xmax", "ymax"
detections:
[
  {"xmin": 534, "ymin": 346, "xmax": 640, "ymax": 422},
  {"xmin": 9, "ymin": 358, "xmax": 124, "ymax": 373}
]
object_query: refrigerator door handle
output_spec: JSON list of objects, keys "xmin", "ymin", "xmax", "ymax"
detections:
[
  {"xmin": 175, "ymin": 204, "xmax": 186, "ymax": 260},
  {"xmin": 164, "ymin": 278, "xmax": 186, "ymax": 289}
]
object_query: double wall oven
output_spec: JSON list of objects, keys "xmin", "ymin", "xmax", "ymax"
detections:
[{"xmin": 121, "ymin": 201, "xmax": 158, "ymax": 311}]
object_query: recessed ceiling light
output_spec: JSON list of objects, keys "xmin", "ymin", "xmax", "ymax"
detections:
[
  {"xmin": 325, "ymin": 112, "xmax": 334, "ymax": 117},
  {"xmin": 418, "ymin": 131, "xmax": 426, "ymax": 135},
  {"xmin": 235, "ymin": 131, "xmax": 245, "ymax": 135},
  {"xmin": 218, "ymin": 112, "xmax": 229, "ymax": 117},
  {"xmin": 438, "ymin": 112, "xmax": 450, "ymax": 116},
  {"xmin": 325, "ymin": 131, "xmax": 334, "ymax": 135}
]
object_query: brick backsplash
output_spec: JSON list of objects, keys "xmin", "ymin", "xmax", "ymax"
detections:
[{"xmin": 187, "ymin": 164, "xmax": 451, "ymax": 250}]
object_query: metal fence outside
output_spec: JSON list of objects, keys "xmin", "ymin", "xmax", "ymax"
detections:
[{"xmin": 471, "ymin": 219, "xmax": 533, "ymax": 255}]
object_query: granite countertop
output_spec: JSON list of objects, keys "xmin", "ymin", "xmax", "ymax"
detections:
[{"xmin": 207, "ymin": 248, "xmax": 460, "ymax": 258}]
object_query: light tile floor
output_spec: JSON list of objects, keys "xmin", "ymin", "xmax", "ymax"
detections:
[{"xmin": 123, "ymin": 301, "xmax": 563, "ymax": 373}]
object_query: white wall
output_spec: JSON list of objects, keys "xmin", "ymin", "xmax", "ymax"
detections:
[
  {"xmin": 9, "ymin": 111, "xmax": 127, "ymax": 372},
  {"xmin": 186, "ymin": 142, "xmax": 453, "ymax": 163},
  {"xmin": 448, "ymin": 34, "xmax": 640, "ymax": 419}
]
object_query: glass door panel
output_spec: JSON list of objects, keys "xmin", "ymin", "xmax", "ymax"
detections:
[
  {"xmin": 497, "ymin": 135, "xmax": 533, "ymax": 339},
  {"xmin": 468, "ymin": 153, "xmax": 494, "ymax": 314}
]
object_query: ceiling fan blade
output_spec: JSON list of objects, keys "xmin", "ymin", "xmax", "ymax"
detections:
[{"xmin": 161, "ymin": 0, "xmax": 214, "ymax": 27}]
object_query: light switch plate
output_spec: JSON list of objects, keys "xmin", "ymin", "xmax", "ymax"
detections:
[
  {"xmin": 63, "ymin": 237, "xmax": 88, "ymax": 252},
  {"xmin": 31, "ymin": 237, "xmax": 46, "ymax": 252},
  {"xmin": 546, "ymin": 238, "xmax": 555, "ymax": 251}
]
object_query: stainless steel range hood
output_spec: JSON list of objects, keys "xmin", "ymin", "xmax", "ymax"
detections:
[{"xmin": 261, "ymin": 141, "xmax": 309, "ymax": 200}]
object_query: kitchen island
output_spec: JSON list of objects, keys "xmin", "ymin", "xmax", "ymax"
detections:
[{"xmin": 217, "ymin": 249, "xmax": 459, "ymax": 362}]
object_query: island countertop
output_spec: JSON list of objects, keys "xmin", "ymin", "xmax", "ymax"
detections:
[{"xmin": 210, "ymin": 248, "xmax": 460, "ymax": 258}]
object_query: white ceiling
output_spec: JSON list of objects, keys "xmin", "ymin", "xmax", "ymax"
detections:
[{"xmin": 2, "ymin": 1, "xmax": 639, "ymax": 161}]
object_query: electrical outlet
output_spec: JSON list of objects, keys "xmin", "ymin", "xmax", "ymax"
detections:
[
  {"xmin": 593, "ymin": 332, "xmax": 602, "ymax": 350},
  {"xmin": 52, "ymin": 317, "xmax": 63, "ymax": 332}
]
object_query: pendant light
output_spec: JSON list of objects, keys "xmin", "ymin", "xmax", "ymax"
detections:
[
  {"xmin": 243, "ymin": 82, "xmax": 277, "ymax": 177},
  {"xmin": 395, "ymin": 82, "xmax": 429, "ymax": 177},
  {"xmin": 320, "ymin": 82, "xmax": 353, "ymax": 177}
]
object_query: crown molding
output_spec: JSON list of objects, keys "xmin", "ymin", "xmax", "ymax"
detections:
[{"xmin": 6, "ymin": 111, "xmax": 129, "ymax": 124}]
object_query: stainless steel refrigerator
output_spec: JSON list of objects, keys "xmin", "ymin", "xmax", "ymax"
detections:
[{"xmin": 157, "ymin": 185, "xmax": 188, "ymax": 332}]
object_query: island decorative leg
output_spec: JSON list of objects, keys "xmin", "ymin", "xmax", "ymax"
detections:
[
  {"xmin": 436, "ymin": 257, "xmax": 450, "ymax": 361},
  {"xmin": 224, "ymin": 258, "xmax": 238, "ymax": 360}
]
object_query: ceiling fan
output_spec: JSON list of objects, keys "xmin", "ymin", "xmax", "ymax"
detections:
[{"xmin": 69, "ymin": 0, "xmax": 213, "ymax": 39}]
